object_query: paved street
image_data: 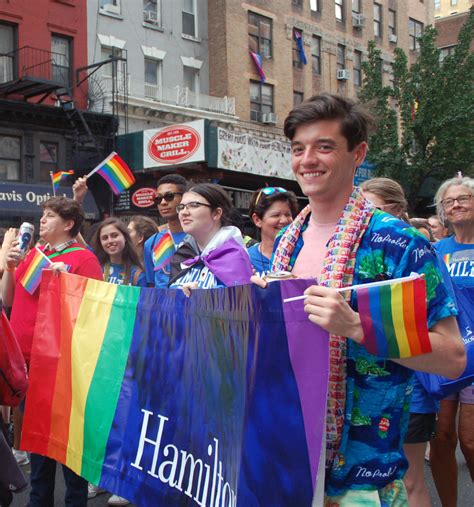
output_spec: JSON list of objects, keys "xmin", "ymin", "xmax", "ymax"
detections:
[{"xmin": 11, "ymin": 446, "xmax": 473, "ymax": 506}]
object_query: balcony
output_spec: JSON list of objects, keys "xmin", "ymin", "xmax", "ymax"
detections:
[{"xmin": 96, "ymin": 74, "xmax": 236, "ymax": 118}]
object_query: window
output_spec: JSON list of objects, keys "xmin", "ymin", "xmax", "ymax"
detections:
[
  {"xmin": 183, "ymin": 65, "xmax": 199, "ymax": 93},
  {"xmin": 248, "ymin": 12, "xmax": 272, "ymax": 59},
  {"xmin": 335, "ymin": 0, "xmax": 344, "ymax": 21},
  {"xmin": 440, "ymin": 45, "xmax": 456, "ymax": 62},
  {"xmin": 352, "ymin": 0, "xmax": 360, "ymax": 14},
  {"xmin": 143, "ymin": 0, "xmax": 161, "ymax": 26},
  {"xmin": 311, "ymin": 35, "xmax": 321, "ymax": 75},
  {"xmin": 250, "ymin": 81, "xmax": 273, "ymax": 121},
  {"xmin": 373, "ymin": 3, "xmax": 382, "ymax": 38},
  {"xmin": 388, "ymin": 9, "xmax": 396, "ymax": 38},
  {"xmin": 182, "ymin": 0, "xmax": 197, "ymax": 38},
  {"xmin": 450, "ymin": 0, "xmax": 458, "ymax": 5},
  {"xmin": 293, "ymin": 91, "xmax": 304, "ymax": 106},
  {"xmin": 100, "ymin": 46, "xmax": 124, "ymax": 79},
  {"xmin": 435, "ymin": 0, "xmax": 440, "ymax": 8},
  {"xmin": 0, "ymin": 22, "xmax": 16, "ymax": 83},
  {"xmin": 409, "ymin": 18, "xmax": 423, "ymax": 51},
  {"xmin": 310, "ymin": 0, "xmax": 319, "ymax": 12},
  {"xmin": 292, "ymin": 28, "xmax": 304, "ymax": 69},
  {"xmin": 39, "ymin": 142, "xmax": 58, "ymax": 183},
  {"xmin": 51, "ymin": 35, "xmax": 72, "ymax": 87},
  {"xmin": 337, "ymin": 44, "xmax": 345, "ymax": 71},
  {"xmin": 144, "ymin": 58, "xmax": 161, "ymax": 99},
  {"xmin": 353, "ymin": 49, "xmax": 362, "ymax": 86},
  {"xmin": 100, "ymin": 0, "xmax": 121, "ymax": 15},
  {"xmin": 292, "ymin": 0, "xmax": 303, "ymax": 6},
  {"xmin": 0, "ymin": 135, "xmax": 20, "ymax": 181}
]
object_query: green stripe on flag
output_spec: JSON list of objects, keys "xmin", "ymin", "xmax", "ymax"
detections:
[{"xmin": 380, "ymin": 284, "xmax": 400, "ymax": 358}]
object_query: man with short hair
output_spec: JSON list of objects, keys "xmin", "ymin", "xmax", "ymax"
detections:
[
  {"xmin": 143, "ymin": 174, "xmax": 187, "ymax": 288},
  {"xmin": 272, "ymin": 94, "xmax": 465, "ymax": 505},
  {"xmin": 2, "ymin": 196, "xmax": 103, "ymax": 507}
]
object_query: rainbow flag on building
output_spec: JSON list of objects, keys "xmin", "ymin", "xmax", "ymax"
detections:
[
  {"xmin": 22, "ymin": 273, "xmax": 328, "ymax": 506},
  {"xmin": 152, "ymin": 232, "xmax": 175, "ymax": 271},
  {"xmin": 357, "ymin": 275, "xmax": 432, "ymax": 358},
  {"xmin": 51, "ymin": 170, "xmax": 74, "ymax": 192},
  {"xmin": 19, "ymin": 248, "xmax": 52, "ymax": 295},
  {"xmin": 86, "ymin": 152, "xmax": 135, "ymax": 195}
]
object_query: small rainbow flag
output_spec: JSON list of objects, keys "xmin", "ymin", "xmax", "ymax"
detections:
[
  {"xmin": 153, "ymin": 232, "xmax": 175, "ymax": 271},
  {"xmin": 51, "ymin": 170, "xmax": 74, "ymax": 192},
  {"xmin": 20, "ymin": 247, "xmax": 52, "ymax": 295},
  {"xmin": 443, "ymin": 253, "xmax": 451, "ymax": 266},
  {"xmin": 86, "ymin": 152, "xmax": 135, "ymax": 195},
  {"xmin": 357, "ymin": 275, "xmax": 432, "ymax": 358}
]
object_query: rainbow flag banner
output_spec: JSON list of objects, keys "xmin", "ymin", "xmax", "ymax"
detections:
[
  {"xmin": 357, "ymin": 275, "xmax": 432, "ymax": 358},
  {"xmin": 86, "ymin": 152, "xmax": 135, "ymax": 195},
  {"xmin": 19, "ymin": 247, "xmax": 52, "ymax": 295},
  {"xmin": 51, "ymin": 170, "xmax": 74, "ymax": 192},
  {"xmin": 153, "ymin": 232, "xmax": 175, "ymax": 271},
  {"xmin": 22, "ymin": 273, "xmax": 328, "ymax": 506}
]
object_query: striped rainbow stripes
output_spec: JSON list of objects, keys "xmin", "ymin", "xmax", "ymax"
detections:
[
  {"xmin": 153, "ymin": 232, "xmax": 175, "ymax": 271},
  {"xmin": 51, "ymin": 170, "xmax": 74, "ymax": 192},
  {"xmin": 443, "ymin": 253, "xmax": 451, "ymax": 266},
  {"xmin": 91, "ymin": 152, "xmax": 135, "ymax": 195},
  {"xmin": 20, "ymin": 248, "xmax": 52, "ymax": 295},
  {"xmin": 357, "ymin": 276, "xmax": 432, "ymax": 358}
]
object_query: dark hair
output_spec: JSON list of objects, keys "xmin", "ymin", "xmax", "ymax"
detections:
[
  {"xmin": 187, "ymin": 183, "xmax": 240, "ymax": 227},
  {"xmin": 249, "ymin": 188, "xmax": 299, "ymax": 220},
  {"xmin": 129, "ymin": 215, "xmax": 159, "ymax": 244},
  {"xmin": 91, "ymin": 217, "xmax": 143, "ymax": 275},
  {"xmin": 157, "ymin": 174, "xmax": 188, "ymax": 193},
  {"xmin": 42, "ymin": 196, "xmax": 84, "ymax": 237},
  {"xmin": 284, "ymin": 93, "xmax": 375, "ymax": 150}
]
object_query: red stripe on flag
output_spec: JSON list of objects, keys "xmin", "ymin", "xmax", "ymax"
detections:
[{"xmin": 413, "ymin": 277, "xmax": 432, "ymax": 354}]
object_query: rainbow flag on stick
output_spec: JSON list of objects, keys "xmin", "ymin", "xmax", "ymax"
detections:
[
  {"xmin": 50, "ymin": 170, "xmax": 74, "ymax": 195},
  {"xmin": 357, "ymin": 274, "xmax": 432, "ymax": 358},
  {"xmin": 152, "ymin": 232, "xmax": 175, "ymax": 271},
  {"xmin": 86, "ymin": 152, "xmax": 135, "ymax": 195},
  {"xmin": 19, "ymin": 247, "xmax": 53, "ymax": 295}
]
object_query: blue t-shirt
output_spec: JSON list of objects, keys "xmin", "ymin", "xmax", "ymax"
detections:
[
  {"xmin": 104, "ymin": 263, "xmax": 147, "ymax": 287},
  {"xmin": 169, "ymin": 265, "xmax": 226, "ymax": 289},
  {"xmin": 143, "ymin": 230, "xmax": 186, "ymax": 288},
  {"xmin": 273, "ymin": 210, "xmax": 457, "ymax": 495},
  {"xmin": 434, "ymin": 236, "xmax": 474, "ymax": 288},
  {"xmin": 247, "ymin": 243, "xmax": 271, "ymax": 275}
]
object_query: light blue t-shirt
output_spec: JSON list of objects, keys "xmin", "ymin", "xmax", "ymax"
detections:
[{"xmin": 143, "ymin": 230, "xmax": 186, "ymax": 288}]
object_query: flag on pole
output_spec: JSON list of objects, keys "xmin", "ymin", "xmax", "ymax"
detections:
[
  {"xmin": 249, "ymin": 51, "xmax": 266, "ymax": 83},
  {"xmin": 19, "ymin": 248, "xmax": 53, "ymax": 295},
  {"xmin": 86, "ymin": 152, "xmax": 135, "ymax": 195},
  {"xmin": 294, "ymin": 30, "xmax": 307, "ymax": 65},
  {"xmin": 357, "ymin": 275, "xmax": 432, "ymax": 358},
  {"xmin": 152, "ymin": 232, "xmax": 175, "ymax": 271},
  {"xmin": 50, "ymin": 170, "xmax": 74, "ymax": 194}
]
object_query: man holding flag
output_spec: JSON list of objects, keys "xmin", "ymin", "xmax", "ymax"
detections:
[
  {"xmin": 1, "ymin": 196, "xmax": 102, "ymax": 507},
  {"xmin": 270, "ymin": 94, "xmax": 466, "ymax": 505}
]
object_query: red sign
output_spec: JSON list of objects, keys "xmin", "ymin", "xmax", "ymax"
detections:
[
  {"xmin": 148, "ymin": 125, "xmax": 201, "ymax": 164},
  {"xmin": 131, "ymin": 187, "xmax": 156, "ymax": 208}
]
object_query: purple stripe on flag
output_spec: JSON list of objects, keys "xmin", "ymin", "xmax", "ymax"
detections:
[{"xmin": 280, "ymin": 279, "xmax": 328, "ymax": 488}]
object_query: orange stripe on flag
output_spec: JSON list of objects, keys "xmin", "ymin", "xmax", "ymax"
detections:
[{"xmin": 402, "ymin": 280, "xmax": 422, "ymax": 356}]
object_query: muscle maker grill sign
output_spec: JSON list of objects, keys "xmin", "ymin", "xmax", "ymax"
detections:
[{"xmin": 148, "ymin": 126, "xmax": 200, "ymax": 164}]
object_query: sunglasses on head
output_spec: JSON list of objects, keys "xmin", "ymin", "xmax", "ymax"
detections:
[
  {"xmin": 154, "ymin": 192, "xmax": 183, "ymax": 205},
  {"xmin": 255, "ymin": 187, "xmax": 287, "ymax": 206}
]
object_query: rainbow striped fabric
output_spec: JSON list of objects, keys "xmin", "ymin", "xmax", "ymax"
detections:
[
  {"xmin": 443, "ymin": 253, "xmax": 451, "ymax": 266},
  {"xmin": 95, "ymin": 152, "xmax": 135, "ymax": 195},
  {"xmin": 51, "ymin": 170, "xmax": 74, "ymax": 192},
  {"xmin": 357, "ymin": 276, "xmax": 432, "ymax": 358},
  {"xmin": 19, "ymin": 248, "xmax": 52, "ymax": 295},
  {"xmin": 152, "ymin": 232, "xmax": 175, "ymax": 271}
]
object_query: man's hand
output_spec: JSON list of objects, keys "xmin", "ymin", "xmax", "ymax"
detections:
[
  {"xmin": 72, "ymin": 177, "xmax": 88, "ymax": 204},
  {"xmin": 48, "ymin": 262, "xmax": 69, "ymax": 276},
  {"xmin": 5, "ymin": 240, "xmax": 25, "ymax": 270},
  {"xmin": 303, "ymin": 285, "xmax": 364, "ymax": 342}
]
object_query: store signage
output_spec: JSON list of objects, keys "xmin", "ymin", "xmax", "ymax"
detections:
[
  {"xmin": 131, "ymin": 187, "xmax": 156, "ymax": 208},
  {"xmin": 143, "ymin": 120, "xmax": 205, "ymax": 169},
  {"xmin": 216, "ymin": 128, "xmax": 293, "ymax": 180}
]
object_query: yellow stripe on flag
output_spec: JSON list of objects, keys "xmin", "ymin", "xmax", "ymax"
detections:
[
  {"xmin": 390, "ymin": 282, "xmax": 411, "ymax": 358},
  {"xmin": 66, "ymin": 279, "xmax": 118, "ymax": 471}
]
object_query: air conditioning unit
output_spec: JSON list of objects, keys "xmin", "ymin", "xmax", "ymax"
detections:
[
  {"xmin": 352, "ymin": 13, "xmax": 366, "ymax": 28},
  {"xmin": 144, "ymin": 10, "xmax": 159, "ymax": 24},
  {"xmin": 389, "ymin": 34, "xmax": 398, "ymax": 43},
  {"xmin": 336, "ymin": 69, "xmax": 350, "ymax": 80},
  {"xmin": 261, "ymin": 112, "xmax": 277, "ymax": 125}
]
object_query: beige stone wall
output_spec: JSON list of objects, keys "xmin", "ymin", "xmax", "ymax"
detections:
[
  {"xmin": 208, "ymin": 0, "xmax": 434, "ymax": 128},
  {"xmin": 435, "ymin": 0, "xmax": 473, "ymax": 19}
]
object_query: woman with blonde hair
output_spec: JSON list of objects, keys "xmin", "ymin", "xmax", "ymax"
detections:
[{"xmin": 360, "ymin": 177, "xmax": 410, "ymax": 223}]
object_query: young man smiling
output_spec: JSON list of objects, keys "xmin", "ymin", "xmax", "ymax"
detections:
[
  {"xmin": 143, "ymin": 174, "xmax": 187, "ymax": 288},
  {"xmin": 271, "ymin": 94, "xmax": 465, "ymax": 505}
]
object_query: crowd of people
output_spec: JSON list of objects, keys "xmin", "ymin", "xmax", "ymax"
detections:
[{"xmin": 0, "ymin": 93, "xmax": 472, "ymax": 507}]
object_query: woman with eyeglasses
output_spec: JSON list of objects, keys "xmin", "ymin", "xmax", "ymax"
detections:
[
  {"xmin": 429, "ymin": 175, "xmax": 474, "ymax": 507},
  {"xmin": 248, "ymin": 187, "xmax": 299, "ymax": 274},
  {"xmin": 168, "ymin": 183, "xmax": 253, "ymax": 290}
]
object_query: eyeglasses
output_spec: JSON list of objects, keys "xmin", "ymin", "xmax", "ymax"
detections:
[
  {"xmin": 255, "ymin": 187, "xmax": 287, "ymax": 206},
  {"xmin": 441, "ymin": 194, "xmax": 472, "ymax": 209},
  {"xmin": 154, "ymin": 192, "xmax": 183, "ymax": 205},
  {"xmin": 176, "ymin": 202, "xmax": 213, "ymax": 213}
]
